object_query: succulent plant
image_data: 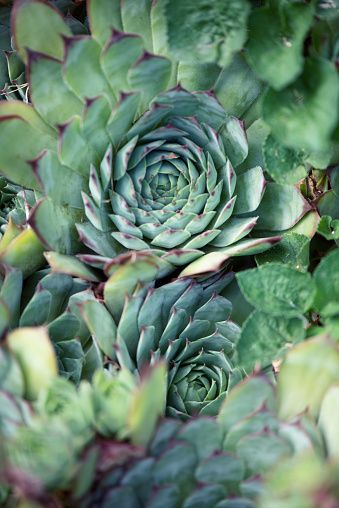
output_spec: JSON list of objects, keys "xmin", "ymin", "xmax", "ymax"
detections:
[
  {"xmin": 1, "ymin": 365, "xmax": 331, "ymax": 508},
  {"xmin": 0, "ymin": 0, "xmax": 313, "ymax": 277},
  {"xmin": 0, "ymin": 361, "xmax": 167, "ymax": 505},
  {"xmin": 0, "ymin": 263, "xmax": 106, "ymax": 393},
  {"xmin": 76, "ymin": 266, "xmax": 244, "ymax": 420}
]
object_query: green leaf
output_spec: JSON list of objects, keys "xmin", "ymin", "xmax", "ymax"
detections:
[
  {"xmin": 78, "ymin": 299, "xmax": 117, "ymax": 359},
  {"xmin": 12, "ymin": 0, "xmax": 71, "ymax": 62},
  {"xmin": 218, "ymin": 374, "xmax": 276, "ymax": 434},
  {"xmin": 313, "ymin": 249, "xmax": 339, "ymax": 316},
  {"xmin": 29, "ymin": 198, "xmax": 83, "ymax": 254},
  {"xmin": 277, "ymin": 335, "xmax": 339, "ymax": 420},
  {"xmin": 0, "ymin": 227, "xmax": 46, "ymax": 279},
  {"xmin": 263, "ymin": 135, "xmax": 308, "ymax": 185},
  {"xmin": 318, "ymin": 384, "xmax": 339, "ymax": 458},
  {"xmin": 64, "ymin": 35, "xmax": 115, "ymax": 105},
  {"xmin": 236, "ymin": 263, "xmax": 316, "ymax": 317},
  {"xmin": 101, "ymin": 32, "xmax": 144, "ymax": 97},
  {"xmin": 246, "ymin": 1, "xmax": 314, "ymax": 90},
  {"xmin": 237, "ymin": 310, "xmax": 306, "ymax": 373},
  {"xmin": 213, "ymin": 54, "xmax": 266, "ymax": 120},
  {"xmin": 44, "ymin": 252, "xmax": 101, "ymax": 282},
  {"xmin": 255, "ymin": 183, "xmax": 312, "ymax": 231},
  {"xmin": 0, "ymin": 115, "xmax": 56, "ymax": 189},
  {"xmin": 316, "ymin": 190, "xmax": 339, "ymax": 220},
  {"xmin": 127, "ymin": 52, "xmax": 172, "ymax": 112},
  {"xmin": 28, "ymin": 50, "xmax": 84, "ymax": 126},
  {"xmin": 317, "ymin": 215, "xmax": 339, "ymax": 241},
  {"xmin": 166, "ymin": 0, "xmax": 250, "ymax": 67},
  {"xmin": 7, "ymin": 326, "xmax": 58, "ymax": 401},
  {"xmin": 31, "ymin": 150, "xmax": 89, "ymax": 209},
  {"xmin": 128, "ymin": 361, "xmax": 167, "ymax": 446},
  {"xmin": 121, "ymin": 0, "xmax": 154, "ymax": 52},
  {"xmin": 237, "ymin": 430, "xmax": 292, "ymax": 476},
  {"xmin": 255, "ymin": 233, "xmax": 310, "ymax": 272},
  {"xmin": 262, "ymin": 57, "xmax": 339, "ymax": 151},
  {"xmin": 19, "ymin": 289, "xmax": 51, "ymax": 327},
  {"xmin": 88, "ymin": 0, "xmax": 123, "ymax": 46}
]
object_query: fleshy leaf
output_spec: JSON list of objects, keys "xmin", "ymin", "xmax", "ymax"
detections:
[{"xmin": 12, "ymin": 0, "xmax": 71, "ymax": 62}]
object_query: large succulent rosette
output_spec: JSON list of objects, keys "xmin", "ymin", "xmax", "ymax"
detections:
[
  {"xmin": 0, "ymin": 0, "xmax": 312, "ymax": 275},
  {"xmin": 80, "ymin": 84, "xmax": 302, "ymax": 267}
]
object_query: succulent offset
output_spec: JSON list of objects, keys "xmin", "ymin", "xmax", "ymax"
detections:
[
  {"xmin": 78, "ymin": 268, "xmax": 243, "ymax": 419},
  {"xmin": 0, "ymin": 0, "xmax": 313, "ymax": 276},
  {"xmin": 3, "ymin": 342, "xmax": 339, "ymax": 508}
]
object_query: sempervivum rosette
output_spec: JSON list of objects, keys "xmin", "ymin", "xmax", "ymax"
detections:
[
  {"xmin": 80, "ymin": 84, "xmax": 293, "ymax": 267},
  {"xmin": 77, "ymin": 269, "xmax": 243, "ymax": 420},
  {"xmin": 0, "ymin": 0, "xmax": 313, "ymax": 275}
]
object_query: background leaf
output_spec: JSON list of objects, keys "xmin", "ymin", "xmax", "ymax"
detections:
[
  {"xmin": 236, "ymin": 263, "xmax": 316, "ymax": 317},
  {"xmin": 166, "ymin": 0, "xmax": 250, "ymax": 67}
]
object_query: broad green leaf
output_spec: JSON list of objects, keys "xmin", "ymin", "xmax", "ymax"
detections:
[
  {"xmin": 7, "ymin": 326, "xmax": 58, "ymax": 400},
  {"xmin": 29, "ymin": 198, "xmax": 83, "ymax": 254},
  {"xmin": 237, "ymin": 310, "xmax": 306, "ymax": 373},
  {"xmin": 313, "ymin": 249, "xmax": 339, "ymax": 316},
  {"xmin": 262, "ymin": 58, "xmax": 339, "ymax": 151},
  {"xmin": 263, "ymin": 135, "xmax": 308, "ymax": 185},
  {"xmin": 317, "ymin": 215, "xmax": 339, "ymax": 241},
  {"xmin": 0, "ymin": 116, "xmax": 56, "ymax": 189},
  {"xmin": 236, "ymin": 263, "xmax": 315, "ymax": 317},
  {"xmin": 28, "ymin": 51, "xmax": 84, "ymax": 126},
  {"xmin": 12, "ymin": 0, "xmax": 71, "ymax": 62},
  {"xmin": 328, "ymin": 166, "xmax": 339, "ymax": 198},
  {"xmin": 166, "ymin": 0, "xmax": 250, "ymax": 67},
  {"xmin": 316, "ymin": 190, "xmax": 339, "ymax": 220},
  {"xmin": 277, "ymin": 335, "xmax": 339, "ymax": 420},
  {"xmin": 88, "ymin": 0, "xmax": 123, "ymax": 46},
  {"xmin": 246, "ymin": 1, "xmax": 314, "ymax": 90},
  {"xmin": 255, "ymin": 233, "xmax": 310, "ymax": 272},
  {"xmin": 255, "ymin": 183, "xmax": 312, "ymax": 231},
  {"xmin": 121, "ymin": 0, "xmax": 154, "ymax": 52}
]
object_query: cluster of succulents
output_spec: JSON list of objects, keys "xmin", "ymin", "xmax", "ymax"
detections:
[{"xmin": 0, "ymin": 0, "xmax": 339, "ymax": 507}]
